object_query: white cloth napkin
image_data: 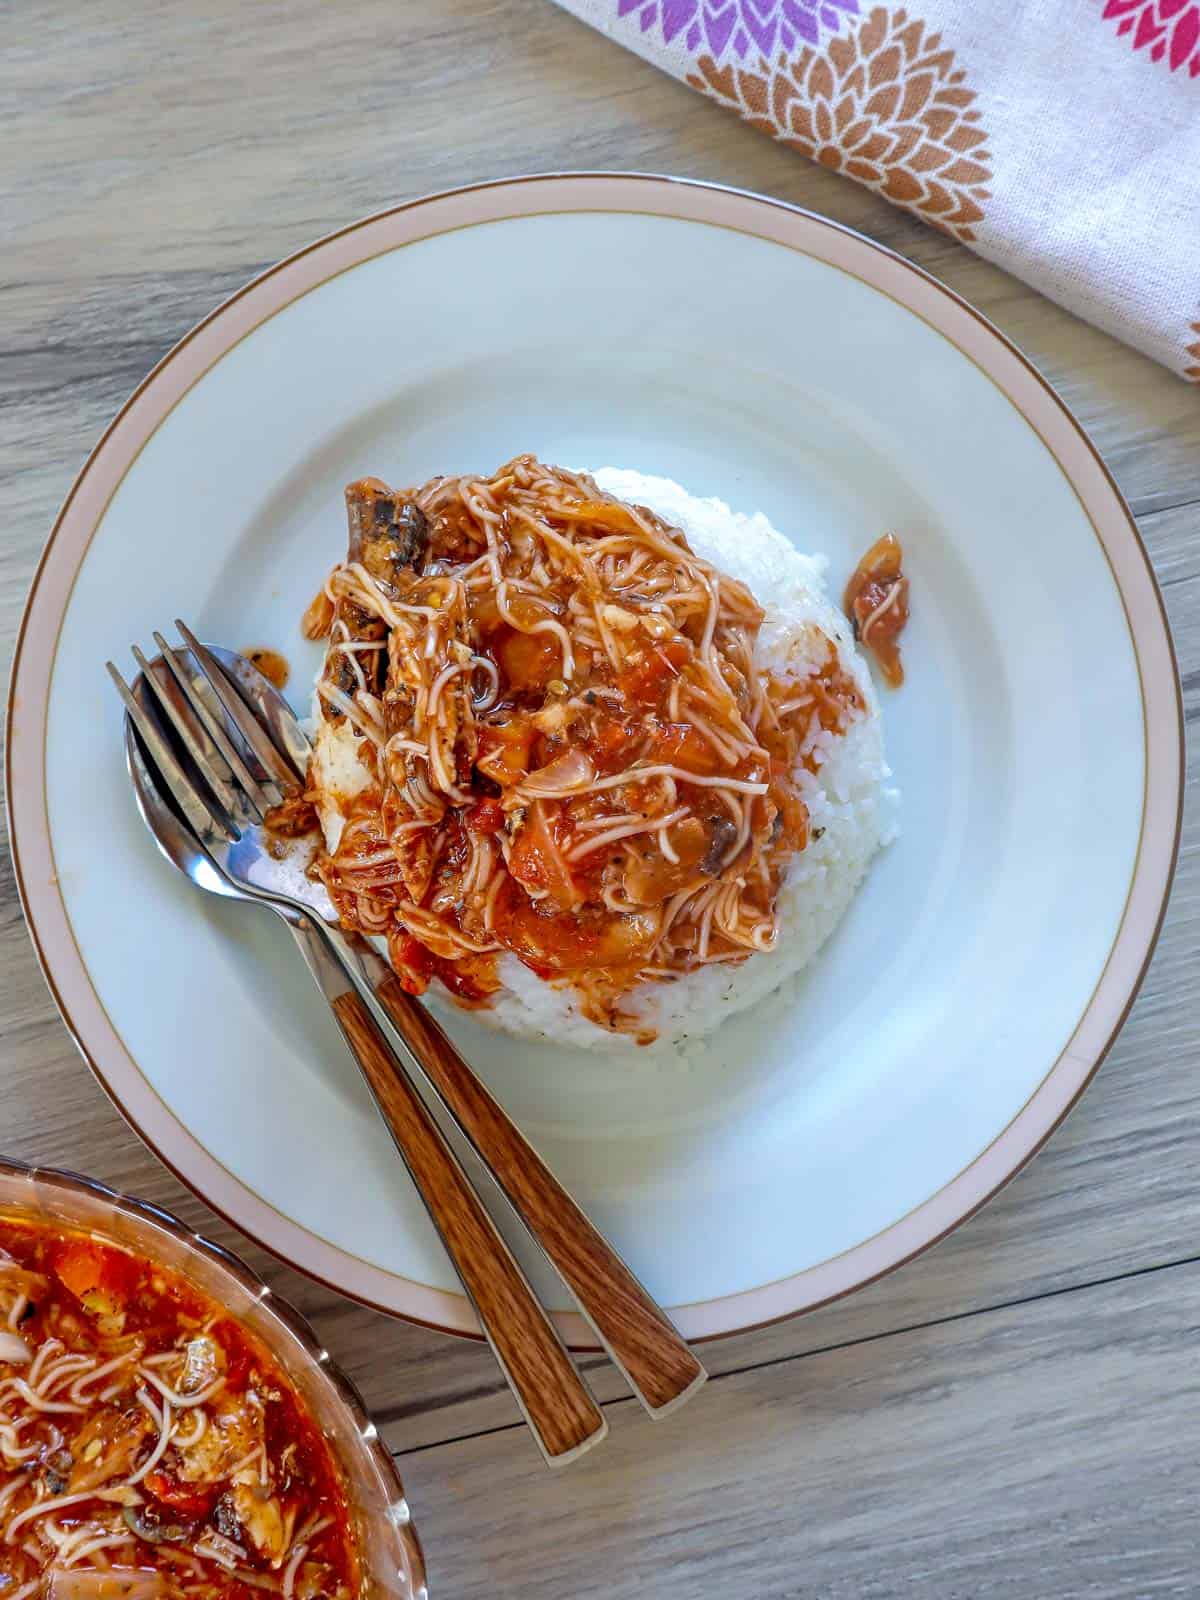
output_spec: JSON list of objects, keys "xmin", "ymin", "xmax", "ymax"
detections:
[{"xmin": 555, "ymin": 0, "xmax": 1200, "ymax": 380}]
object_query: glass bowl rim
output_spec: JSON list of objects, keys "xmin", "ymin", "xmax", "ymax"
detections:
[{"xmin": 0, "ymin": 1153, "xmax": 428, "ymax": 1600}]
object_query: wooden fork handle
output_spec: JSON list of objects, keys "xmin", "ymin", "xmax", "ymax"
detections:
[
  {"xmin": 374, "ymin": 973, "xmax": 707, "ymax": 1418},
  {"xmin": 296, "ymin": 929, "xmax": 606, "ymax": 1467}
]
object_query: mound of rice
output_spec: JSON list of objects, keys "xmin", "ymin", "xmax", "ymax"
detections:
[{"xmin": 312, "ymin": 468, "xmax": 897, "ymax": 1051}]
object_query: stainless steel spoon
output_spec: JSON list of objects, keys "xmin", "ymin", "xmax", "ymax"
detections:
[
  {"xmin": 115, "ymin": 642, "xmax": 608, "ymax": 1469},
  {"xmin": 112, "ymin": 632, "xmax": 705, "ymax": 1446}
]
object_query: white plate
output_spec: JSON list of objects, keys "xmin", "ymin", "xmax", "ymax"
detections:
[{"xmin": 8, "ymin": 176, "xmax": 1182, "ymax": 1343}]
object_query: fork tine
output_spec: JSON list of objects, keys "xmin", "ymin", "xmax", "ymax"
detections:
[
  {"xmin": 132, "ymin": 646, "xmax": 243, "ymax": 823},
  {"xmin": 107, "ymin": 663, "xmax": 237, "ymax": 844},
  {"xmin": 174, "ymin": 621, "xmax": 302, "ymax": 796},
  {"xmin": 228, "ymin": 654, "xmax": 313, "ymax": 777},
  {"xmin": 150, "ymin": 636, "xmax": 239, "ymax": 785},
  {"xmin": 154, "ymin": 631, "xmax": 280, "ymax": 820}
]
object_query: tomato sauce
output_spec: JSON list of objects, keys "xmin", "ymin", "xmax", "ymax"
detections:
[
  {"xmin": 307, "ymin": 458, "xmax": 868, "ymax": 1039},
  {"xmin": 843, "ymin": 533, "xmax": 909, "ymax": 689},
  {"xmin": 0, "ymin": 1218, "xmax": 359, "ymax": 1600}
]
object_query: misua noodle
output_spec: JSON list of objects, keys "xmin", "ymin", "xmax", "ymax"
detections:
[{"xmin": 303, "ymin": 457, "xmax": 865, "ymax": 1041}]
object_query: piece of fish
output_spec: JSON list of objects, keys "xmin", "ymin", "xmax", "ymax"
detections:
[
  {"xmin": 345, "ymin": 477, "xmax": 429, "ymax": 581},
  {"xmin": 178, "ymin": 1333, "xmax": 222, "ymax": 1396},
  {"xmin": 323, "ymin": 479, "xmax": 429, "ymax": 707}
]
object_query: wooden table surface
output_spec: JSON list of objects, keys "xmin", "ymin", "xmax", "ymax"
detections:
[{"xmin": 4, "ymin": 3, "xmax": 1199, "ymax": 1594}]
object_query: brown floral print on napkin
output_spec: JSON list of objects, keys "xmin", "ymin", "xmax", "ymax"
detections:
[
  {"xmin": 688, "ymin": 7, "xmax": 992, "ymax": 241},
  {"xmin": 1098, "ymin": 2, "xmax": 1200, "ymax": 78}
]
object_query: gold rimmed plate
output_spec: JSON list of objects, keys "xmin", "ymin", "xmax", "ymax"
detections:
[{"xmin": 7, "ymin": 175, "xmax": 1182, "ymax": 1343}]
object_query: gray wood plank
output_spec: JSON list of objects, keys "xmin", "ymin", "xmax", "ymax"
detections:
[
  {"xmin": 6, "ymin": 496, "xmax": 1193, "ymax": 1454},
  {"xmin": 2, "ymin": 0, "xmax": 1198, "ymax": 1495},
  {"xmin": 396, "ymin": 1261, "xmax": 1200, "ymax": 1598},
  {"xmin": 4, "ymin": 0, "xmax": 1200, "ymax": 568}
]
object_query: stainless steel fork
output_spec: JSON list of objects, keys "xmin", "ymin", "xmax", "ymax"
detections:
[{"xmin": 109, "ymin": 625, "xmax": 705, "ymax": 1459}]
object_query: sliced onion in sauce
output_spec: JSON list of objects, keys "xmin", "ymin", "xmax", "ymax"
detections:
[
  {"xmin": 47, "ymin": 1570, "xmax": 166, "ymax": 1600},
  {"xmin": 0, "ymin": 1330, "xmax": 32, "ymax": 1363},
  {"xmin": 518, "ymin": 748, "xmax": 596, "ymax": 796}
]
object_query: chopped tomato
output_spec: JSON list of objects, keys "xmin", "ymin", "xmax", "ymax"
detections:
[
  {"xmin": 471, "ymin": 587, "xmax": 501, "ymax": 633},
  {"xmin": 432, "ymin": 952, "xmax": 502, "ymax": 1004},
  {"xmin": 387, "ymin": 930, "xmax": 434, "ymax": 996},
  {"xmin": 588, "ymin": 715, "xmax": 641, "ymax": 773},
  {"xmin": 476, "ymin": 720, "xmax": 535, "ymax": 786},
  {"xmin": 211, "ymin": 1319, "xmax": 252, "ymax": 1390},
  {"xmin": 618, "ymin": 640, "xmax": 689, "ymax": 708},
  {"xmin": 623, "ymin": 816, "xmax": 711, "ymax": 905},
  {"xmin": 650, "ymin": 720, "xmax": 723, "ymax": 776},
  {"xmin": 466, "ymin": 798, "xmax": 505, "ymax": 835},
  {"xmin": 491, "ymin": 878, "xmax": 658, "ymax": 972},
  {"xmin": 1, "ymin": 1217, "xmax": 358, "ymax": 1597},
  {"xmin": 144, "ymin": 1471, "xmax": 217, "ymax": 1518},
  {"xmin": 56, "ymin": 1240, "xmax": 126, "ymax": 1298},
  {"xmin": 495, "ymin": 626, "xmax": 561, "ymax": 693},
  {"xmin": 55, "ymin": 1242, "xmax": 137, "ymax": 1337},
  {"xmin": 507, "ymin": 802, "xmax": 580, "ymax": 911}
]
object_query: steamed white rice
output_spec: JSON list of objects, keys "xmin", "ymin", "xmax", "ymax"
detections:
[{"xmin": 312, "ymin": 469, "xmax": 897, "ymax": 1050}]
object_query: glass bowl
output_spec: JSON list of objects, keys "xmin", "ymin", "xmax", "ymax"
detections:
[{"xmin": 0, "ymin": 1155, "xmax": 427, "ymax": 1600}]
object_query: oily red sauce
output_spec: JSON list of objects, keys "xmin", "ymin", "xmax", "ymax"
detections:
[
  {"xmin": 0, "ymin": 1218, "xmax": 358, "ymax": 1600},
  {"xmin": 242, "ymin": 647, "xmax": 291, "ymax": 691},
  {"xmin": 843, "ymin": 533, "xmax": 909, "ymax": 688},
  {"xmin": 264, "ymin": 793, "xmax": 320, "ymax": 839},
  {"xmin": 312, "ymin": 461, "xmax": 866, "ymax": 1038}
]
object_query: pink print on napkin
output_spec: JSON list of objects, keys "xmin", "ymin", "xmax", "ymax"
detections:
[
  {"xmin": 1100, "ymin": 1, "xmax": 1200, "ymax": 75},
  {"xmin": 561, "ymin": 0, "xmax": 1200, "ymax": 377}
]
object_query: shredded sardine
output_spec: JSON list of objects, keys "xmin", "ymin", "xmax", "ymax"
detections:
[{"xmin": 310, "ymin": 457, "xmax": 864, "ymax": 1037}]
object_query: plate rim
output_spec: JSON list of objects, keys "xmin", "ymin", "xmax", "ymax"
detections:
[{"xmin": 6, "ymin": 172, "xmax": 1184, "ymax": 1346}]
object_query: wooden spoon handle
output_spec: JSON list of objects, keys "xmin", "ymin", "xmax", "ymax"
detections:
[
  {"xmin": 296, "ymin": 926, "xmax": 606, "ymax": 1467},
  {"xmin": 374, "ymin": 973, "xmax": 707, "ymax": 1418}
]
